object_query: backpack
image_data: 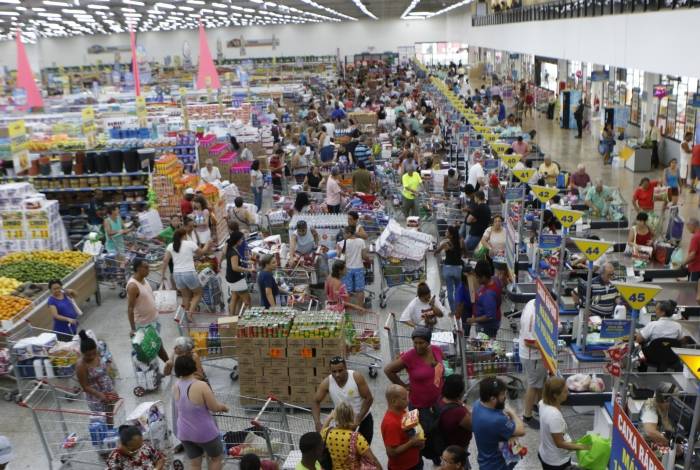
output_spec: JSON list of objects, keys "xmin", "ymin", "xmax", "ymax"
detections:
[{"xmin": 421, "ymin": 402, "xmax": 461, "ymax": 461}]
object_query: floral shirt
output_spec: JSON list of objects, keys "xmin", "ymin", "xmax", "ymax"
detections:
[{"xmin": 107, "ymin": 444, "xmax": 164, "ymax": 470}]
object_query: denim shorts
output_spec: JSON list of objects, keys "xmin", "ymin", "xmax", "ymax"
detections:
[
  {"xmin": 343, "ymin": 267, "xmax": 365, "ymax": 293},
  {"xmin": 174, "ymin": 271, "xmax": 201, "ymax": 290}
]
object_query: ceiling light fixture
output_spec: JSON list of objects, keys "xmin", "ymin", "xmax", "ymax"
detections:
[
  {"xmin": 43, "ymin": 1, "xmax": 72, "ymax": 6},
  {"xmin": 186, "ymin": 0, "xmax": 205, "ymax": 4},
  {"xmin": 401, "ymin": 0, "xmax": 420, "ymax": 19},
  {"xmin": 426, "ymin": 0, "xmax": 471, "ymax": 16},
  {"xmin": 154, "ymin": 2, "xmax": 175, "ymax": 9},
  {"xmin": 0, "ymin": 11, "xmax": 18, "ymax": 15},
  {"xmin": 87, "ymin": 4, "xmax": 108, "ymax": 9},
  {"xmin": 178, "ymin": 5, "xmax": 194, "ymax": 10},
  {"xmin": 123, "ymin": 0, "xmax": 145, "ymax": 5}
]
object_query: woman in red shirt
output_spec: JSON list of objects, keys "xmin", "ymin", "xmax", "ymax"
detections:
[
  {"xmin": 632, "ymin": 178, "xmax": 659, "ymax": 213},
  {"xmin": 627, "ymin": 212, "xmax": 654, "ymax": 248}
]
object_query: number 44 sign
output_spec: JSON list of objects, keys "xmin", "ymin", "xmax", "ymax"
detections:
[{"xmin": 571, "ymin": 238, "xmax": 614, "ymax": 262}]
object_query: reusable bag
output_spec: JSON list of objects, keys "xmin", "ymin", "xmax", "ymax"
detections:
[
  {"xmin": 154, "ymin": 288, "xmax": 178, "ymax": 313},
  {"xmin": 576, "ymin": 434, "xmax": 611, "ymax": 470},
  {"xmin": 131, "ymin": 325, "xmax": 162, "ymax": 363}
]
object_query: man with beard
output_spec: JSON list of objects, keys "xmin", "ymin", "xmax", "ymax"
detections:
[{"xmin": 472, "ymin": 378, "xmax": 525, "ymax": 470}]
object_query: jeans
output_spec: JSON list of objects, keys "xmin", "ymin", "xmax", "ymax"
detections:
[
  {"xmin": 442, "ymin": 264, "xmax": 462, "ymax": 312},
  {"xmin": 466, "ymin": 234, "xmax": 481, "ymax": 251},
  {"xmin": 252, "ymin": 187, "xmax": 263, "ymax": 211}
]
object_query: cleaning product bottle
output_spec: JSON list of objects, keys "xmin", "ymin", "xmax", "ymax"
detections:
[
  {"xmin": 44, "ymin": 359, "xmax": 55, "ymax": 379},
  {"xmin": 32, "ymin": 359, "xmax": 45, "ymax": 379}
]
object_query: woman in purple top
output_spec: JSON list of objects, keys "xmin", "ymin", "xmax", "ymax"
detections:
[
  {"xmin": 384, "ymin": 326, "xmax": 445, "ymax": 409},
  {"xmin": 173, "ymin": 355, "xmax": 229, "ymax": 470},
  {"xmin": 47, "ymin": 279, "xmax": 79, "ymax": 342}
]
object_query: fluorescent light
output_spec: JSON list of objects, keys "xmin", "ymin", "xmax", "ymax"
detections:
[
  {"xmin": 186, "ymin": 0, "xmax": 204, "ymax": 4},
  {"xmin": 426, "ymin": 0, "xmax": 471, "ymax": 17},
  {"xmin": 155, "ymin": 2, "xmax": 175, "ymax": 9},
  {"xmin": 123, "ymin": 0, "xmax": 145, "ymax": 4},
  {"xmin": 0, "ymin": 11, "xmax": 18, "ymax": 15},
  {"xmin": 87, "ymin": 4, "xmax": 108, "ymax": 9},
  {"xmin": 401, "ymin": 0, "xmax": 420, "ymax": 18},
  {"xmin": 62, "ymin": 8, "xmax": 86, "ymax": 13},
  {"xmin": 0, "ymin": 0, "xmax": 20, "ymax": 4},
  {"xmin": 212, "ymin": 2, "xmax": 226, "ymax": 7},
  {"xmin": 178, "ymin": 5, "xmax": 194, "ymax": 10},
  {"xmin": 43, "ymin": 0, "xmax": 72, "ymax": 6}
]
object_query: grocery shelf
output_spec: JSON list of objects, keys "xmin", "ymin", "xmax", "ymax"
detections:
[
  {"xmin": 41, "ymin": 185, "xmax": 148, "ymax": 192},
  {"xmin": 1, "ymin": 171, "xmax": 149, "ymax": 180}
]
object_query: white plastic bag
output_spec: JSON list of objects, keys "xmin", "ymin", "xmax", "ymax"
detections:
[
  {"xmin": 566, "ymin": 373, "xmax": 592, "ymax": 392},
  {"xmin": 154, "ymin": 289, "xmax": 177, "ymax": 313}
]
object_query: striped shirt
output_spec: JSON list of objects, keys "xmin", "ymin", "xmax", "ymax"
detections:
[
  {"xmin": 577, "ymin": 276, "xmax": 617, "ymax": 317},
  {"xmin": 353, "ymin": 144, "xmax": 372, "ymax": 168}
]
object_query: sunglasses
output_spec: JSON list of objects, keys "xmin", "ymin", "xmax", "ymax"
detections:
[{"xmin": 329, "ymin": 356, "xmax": 346, "ymax": 366}]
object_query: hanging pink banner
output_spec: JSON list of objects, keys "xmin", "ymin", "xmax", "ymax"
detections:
[
  {"xmin": 196, "ymin": 23, "xmax": 221, "ymax": 90},
  {"xmin": 14, "ymin": 29, "xmax": 43, "ymax": 110},
  {"xmin": 130, "ymin": 27, "xmax": 141, "ymax": 97}
]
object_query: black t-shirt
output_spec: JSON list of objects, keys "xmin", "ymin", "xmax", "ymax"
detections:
[
  {"xmin": 225, "ymin": 242, "xmax": 245, "ymax": 283},
  {"xmin": 306, "ymin": 171, "xmax": 323, "ymax": 191},
  {"xmin": 469, "ymin": 203, "xmax": 492, "ymax": 237}
]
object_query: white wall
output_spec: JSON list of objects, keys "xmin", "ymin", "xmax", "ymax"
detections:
[
  {"xmin": 0, "ymin": 14, "xmax": 467, "ymax": 69},
  {"xmin": 460, "ymin": 9, "xmax": 700, "ymax": 79}
]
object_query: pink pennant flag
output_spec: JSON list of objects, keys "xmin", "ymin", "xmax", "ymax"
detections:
[
  {"xmin": 14, "ymin": 29, "xmax": 43, "ymax": 110},
  {"xmin": 130, "ymin": 27, "xmax": 141, "ymax": 97},
  {"xmin": 196, "ymin": 23, "xmax": 221, "ymax": 90}
]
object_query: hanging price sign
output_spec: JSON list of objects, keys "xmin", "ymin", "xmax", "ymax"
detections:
[
  {"xmin": 81, "ymin": 106, "xmax": 96, "ymax": 149},
  {"xmin": 473, "ymin": 125, "xmax": 489, "ymax": 133},
  {"xmin": 8, "ymin": 120, "xmax": 29, "ymax": 173},
  {"xmin": 484, "ymin": 133, "xmax": 497, "ymax": 142},
  {"xmin": 676, "ymin": 351, "xmax": 700, "ymax": 380},
  {"xmin": 551, "ymin": 206, "xmax": 583, "ymax": 228},
  {"xmin": 135, "ymin": 96, "xmax": 147, "ymax": 128},
  {"xmin": 491, "ymin": 142, "xmax": 511, "ymax": 154},
  {"xmin": 612, "ymin": 282, "xmax": 662, "ymax": 310},
  {"xmin": 531, "ymin": 185, "xmax": 560, "ymax": 203},
  {"xmin": 502, "ymin": 155, "xmax": 521, "ymax": 169},
  {"xmin": 571, "ymin": 238, "xmax": 614, "ymax": 262},
  {"xmin": 512, "ymin": 168, "xmax": 535, "ymax": 183}
]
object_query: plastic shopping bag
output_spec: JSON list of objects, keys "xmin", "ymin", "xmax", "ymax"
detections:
[
  {"xmin": 131, "ymin": 325, "xmax": 162, "ymax": 364},
  {"xmin": 154, "ymin": 288, "xmax": 178, "ymax": 313},
  {"xmin": 576, "ymin": 434, "xmax": 611, "ymax": 470}
]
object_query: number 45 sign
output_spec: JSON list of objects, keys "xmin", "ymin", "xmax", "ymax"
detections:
[{"xmin": 613, "ymin": 282, "xmax": 663, "ymax": 310}]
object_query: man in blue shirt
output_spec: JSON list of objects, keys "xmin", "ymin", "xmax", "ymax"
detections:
[
  {"xmin": 466, "ymin": 260, "xmax": 502, "ymax": 338},
  {"xmin": 472, "ymin": 378, "xmax": 526, "ymax": 470},
  {"xmin": 352, "ymin": 135, "xmax": 373, "ymax": 170},
  {"xmin": 331, "ymin": 103, "xmax": 346, "ymax": 121},
  {"xmin": 497, "ymin": 98, "xmax": 507, "ymax": 122}
]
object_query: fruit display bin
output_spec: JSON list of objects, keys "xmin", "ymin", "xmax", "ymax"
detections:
[{"xmin": 0, "ymin": 259, "xmax": 100, "ymax": 346}]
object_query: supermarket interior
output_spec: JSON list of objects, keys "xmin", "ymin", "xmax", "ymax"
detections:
[{"xmin": 1, "ymin": 2, "xmax": 700, "ymax": 470}]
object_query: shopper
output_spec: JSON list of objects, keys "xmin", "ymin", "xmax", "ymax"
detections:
[
  {"xmin": 320, "ymin": 402, "xmax": 381, "ymax": 470},
  {"xmin": 226, "ymin": 231, "xmax": 253, "ymax": 316},
  {"xmin": 439, "ymin": 446, "xmax": 468, "ymax": 470},
  {"xmin": 635, "ymin": 300, "xmax": 682, "ymax": 345},
  {"xmin": 567, "ymin": 164, "xmax": 591, "ymax": 191},
  {"xmin": 258, "ymin": 254, "xmax": 282, "ymax": 308},
  {"xmin": 627, "ymin": 212, "xmax": 654, "ymax": 251},
  {"xmin": 292, "ymin": 147, "xmax": 311, "ymax": 184},
  {"xmin": 401, "ymin": 166, "xmax": 422, "ymax": 218},
  {"xmin": 353, "ymin": 135, "xmax": 373, "ymax": 170},
  {"xmin": 173, "ymin": 355, "xmax": 228, "ymax": 470},
  {"xmin": 601, "ymin": 123, "xmax": 615, "ymax": 165},
  {"xmin": 103, "ymin": 206, "xmax": 129, "ymax": 256},
  {"xmin": 466, "ymin": 260, "xmax": 501, "ymax": 338},
  {"xmin": 352, "ymin": 160, "xmax": 373, "ymax": 194},
  {"xmin": 163, "ymin": 336, "xmax": 206, "ymax": 381},
  {"xmin": 181, "ymin": 188, "xmax": 195, "ymax": 217},
  {"xmin": 312, "ymin": 356, "xmax": 374, "ymax": 443},
  {"xmin": 467, "ymin": 159, "xmax": 485, "ymax": 189},
  {"xmin": 86, "ymin": 188, "xmax": 106, "ymax": 229},
  {"xmin": 465, "ymin": 191, "xmax": 491, "ymax": 251},
  {"xmin": 632, "ymin": 177, "xmax": 659, "ymax": 213},
  {"xmin": 76, "ymin": 330, "xmax": 118, "ymax": 422},
  {"xmin": 384, "ymin": 326, "xmax": 445, "ymax": 411},
  {"xmin": 572, "ymin": 262, "xmax": 618, "ymax": 317},
  {"xmin": 663, "ymin": 159, "xmax": 681, "ymax": 206},
  {"xmin": 47, "ymin": 279, "xmax": 80, "ymax": 341},
  {"xmin": 249, "ymin": 160, "xmax": 265, "ymax": 211},
  {"xmin": 692, "ymin": 142, "xmax": 700, "ymax": 192},
  {"xmin": 443, "ymin": 169, "xmax": 461, "ymax": 197},
  {"xmin": 437, "ymin": 375, "xmax": 472, "ymax": 460},
  {"xmin": 584, "ymin": 179, "xmax": 613, "ymax": 217},
  {"xmin": 158, "ymin": 215, "xmax": 182, "ymax": 245},
  {"xmin": 640, "ymin": 383, "xmax": 677, "ymax": 447},
  {"xmin": 538, "ymin": 377, "xmax": 590, "ymax": 470},
  {"xmin": 646, "ymin": 120, "xmax": 660, "ymax": 169},
  {"xmin": 574, "ymin": 99, "xmax": 584, "ymax": 138},
  {"xmin": 293, "ymin": 192, "xmax": 313, "ymax": 215},
  {"xmin": 192, "ymin": 196, "xmax": 212, "ymax": 245},
  {"xmin": 347, "ymin": 211, "xmax": 368, "ymax": 240},
  {"xmin": 160, "ymin": 228, "xmax": 213, "ymax": 319},
  {"xmin": 325, "ymin": 167, "xmax": 344, "ymax": 214},
  {"xmin": 270, "ymin": 149, "xmax": 285, "ymax": 193},
  {"xmin": 338, "ymin": 225, "xmax": 368, "ymax": 309},
  {"xmin": 295, "ymin": 433, "xmax": 324, "ymax": 470},
  {"xmin": 200, "ymin": 158, "xmax": 221, "ymax": 183},
  {"xmin": 516, "ymin": 298, "xmax": 545, "ymax": 430},
  {"xmin": 435, "ymin": 225, "xmax": 465, "ymax": 313},
  {"xmin": 0, "ymin": 436, "xmax": 13, "ymax": 470},
  {"xmin": 107, "ymin": 425, "xmax": 166, "ymax": 470},
  {"xmin": 511, "ymin": 136, "xmax": 528, "ymax": 156},
  {"xmin": 455, "ymin": 268, "xmax": 474, "ymax": 336},
  {"xmin": 230, "ymin": 197, "xmax": 256, "ymax": 233},
  {"xmin": 381, "ymin": 384, "xmax": 425, "ymax": 470},
  {"xmin": 399, "ymin": 282, "xmax": 449, "ymax": 328},
  {"xmin": 471, "ymin": 377, "xmax": 525, "ymax": 470},
  {"xmin": 127, "ymin": 258, "xmax": 169, "ymax": 363},
  {"xmin": 480, "ymin": 215, "xmax": 507, "ymax": 258},
  {"xmin": 682, "ymin": 219, "xmax": 700, "ymax": 300},
  {"xmin": 324, "ymin": 260, "xmax": 365, "ymax": 313},
  {"xmin": 304, "ymin": 165, "xmax": 324, "ymax": 193},
  {"xmin": 538, "ymin": 155, "xmax": 559, "ymax": 187},
  {"xmin": 680, "ymin": 131, "xmax": 693, "ymax": 190}
]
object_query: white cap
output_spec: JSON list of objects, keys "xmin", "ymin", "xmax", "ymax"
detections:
[
  {"xmin": 0, "ymin": 436, "xmax": 14, "ymax": 465},
  {"xmin": 184, "ymin": 188, "xmax": 195, "ymax": 195}
]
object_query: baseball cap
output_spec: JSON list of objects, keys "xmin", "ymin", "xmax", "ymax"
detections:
[
  {"xmin": 0, "ymin": 436, "xmax": 14, "ymax": 465},
  {"xmin": 184, "ymin": 188, "xmax": 195, "ymax": 195}
]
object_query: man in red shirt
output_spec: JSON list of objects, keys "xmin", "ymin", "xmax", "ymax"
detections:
[
  {"xmin": 632, "ymin": 177, "xmax": 658, "ymax": 213},
  {"xmin": 381, "ymin": 385, "xmax": 425, "ymax": 470},
  {"xmin": 692, "ymin": 144, "xmax": 700, "ymax": 191},
  {"xmin": 180, "ymin": 188, "xmax": 195, "ymax": 217},
  {"xmin": 683, "ymin": 219, "xmax": 700, "ymax": 291}
]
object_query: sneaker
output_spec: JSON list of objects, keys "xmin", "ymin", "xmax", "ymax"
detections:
[
  {"xmin": 523, "ymin": 416, "xmax": 540, "ymax": 430},
  {"xmin": 533, "ymin": 403, "xmax": 539, "ymax": 414}
]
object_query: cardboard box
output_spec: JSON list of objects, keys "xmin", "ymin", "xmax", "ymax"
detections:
[
  {"xmin": 304, "ymin": 338, "xmax": 324, "ymax": 349},
  {"xmin": 316, "ymin": 349, "xmax": 343, "ymax": 360},
  {"xmin": 286, "ymin": 338, "xmax": 306, "ymax": 348},
  {"xmin": 287, "ymin": 345, "xmax": 315, "ymax": 360},
  {"xmin": 268, "ymin": 338, "xmax": 287, "ymax": 349},
  {"xmin": 237, "ymin": 355, "xmax": 256, "ymax": 367},
  {"xmin": 263, "ymin": 346, "xmax": 287, "ymax": 359},
  {"xmin": 262, "ymin": 356, "xmax": 288, "ymax": 366},
  {"xmin": 263, "ymin": 365, "xmax": 288, "ymax": 378},
  {"xmin": 290, "ymin": 384, "xmax": 315, "ymax": 396},
  {"xmin": 240, "ymin": 383, "xmax": 257, "ymax": 396},
  {"xmin": 322, "ymin": 337, "xmax": 344, "ymax": 350},
  {"xmin": 288, "ymin": 366, "xmax": 316, "ymax": 381},
  {"xmin": 238, "ymin": 364, "xmax": 257, "ymax": 377}
]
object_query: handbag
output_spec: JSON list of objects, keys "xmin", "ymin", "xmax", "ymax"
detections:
[
  {"xmin": 154, "ymin": 287, "xmax": 178, "ymax": 313},
  {"xmin": 319, "ymin": 428, "xmax": 334, "ymax": 470},
  {"xmin": 349, "ymin": 431, "xmax": 378, "ymax": 470},
  {"xmin": 337, "ymin": 240, "xmax": 347, "ymax": 262}
]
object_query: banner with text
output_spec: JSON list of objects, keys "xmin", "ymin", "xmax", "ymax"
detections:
[
  {"xmin": 534, "ymin": 278, "xmax": 559, "ymax": 374},
  {"xmin": 609, "ymin": 402, "xmax": 663, "ymax": 470}
]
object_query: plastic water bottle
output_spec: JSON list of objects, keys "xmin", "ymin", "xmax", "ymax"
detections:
[
  {"xmin": 102, "ymin": 429, "xmax": 119, "ymax": 450},
  {"xmin": 89, "ymin": 418, "xmax": 104, "ymax": 447},
  {"xmin": 32, "ymin": 359, "xmax": 44, "ymax": 379},
  {"xmin": 44, "ymin": 359, "xmax": 55, "ymax": 379}
]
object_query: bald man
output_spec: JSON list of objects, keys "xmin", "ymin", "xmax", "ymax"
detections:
[
  {"xmin": 381, "ymin": 385, "xmax": 424, "ymax": 470},
  {"xmin": 572, "ymin": 262, "xmax": 618, "ymax": 317}
]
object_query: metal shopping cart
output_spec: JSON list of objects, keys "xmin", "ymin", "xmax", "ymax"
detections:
[
  {"xmin": 344, "ymin": 310, "xmax": 382, "ymax": 378},
  {"xmin": 377, "ymin": 256, "xmax": 427, "ymax": 309},
  {"xmin": 0, "ymin": 348, "xmax": 18, "ymax": 402}
]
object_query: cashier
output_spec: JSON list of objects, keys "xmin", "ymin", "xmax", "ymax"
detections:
[
  {"xmin": 635, "ymin": 300, "xmax": 682, "ymax": 345},
  {"xmin": 571, "ymin": 262, "xmax": 617, "ymax": 317},
  {"xmin": 538, "ymin": 155, "xmax": 559, "ymax": 187},
  {"xmin": 640, "ymin": 383, "xmax": 678, "ymax": 447},
  {"xmin": 200, "ymin": 159, "xmax": 221, "ymax": 183}
]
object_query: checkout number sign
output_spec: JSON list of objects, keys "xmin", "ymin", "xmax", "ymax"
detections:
[
  {"xmin": 512, "ymin": 168, "xmax": 535, "ymax": 183},
  {"xmin": 531, "ymin": 185, "xmax": 560, "ymax": 204},
  {"xmin": 534, "ymin": 278, "xmax": 559, "ymax": 374},
  {"xmin": 612, "ymin": 282, "xmax": 662, "ymax": 311},
  {"xmin": 571, "ymin": 238, "xmax": 614, "ymax": 263},
  {"xmin": 609, "ymin": 401, "xmax": 663, "ymax": 470},
  {"xmin": 551, "ymin": 206, "xmax": 583, "ymax": 229}
]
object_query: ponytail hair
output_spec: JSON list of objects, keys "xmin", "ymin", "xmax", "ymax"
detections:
[
  {"xmin": 78, "ymin": 330, "xmax": 97, "ymax": 353},
  {"xmin": 173, "ymin": 228, "xmax": 187, "ymax": 253}
]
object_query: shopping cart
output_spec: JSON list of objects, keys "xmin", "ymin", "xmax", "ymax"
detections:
[
  {"xmin": 275, "ymin": 267, "xmax": 317, "ymax": 310},
  {"xmin": 174, "ymin": 306, "xmax": 239, "ymax": 381},
  {"xmin": 344, "ymin": 310, "xmax": 382, "ymax": 378},
  {"xmin": 0, "ymin": 348, "xmax": 18, "ymax": 402},
  {"xmin": 93, "ymin": 251, "xmax": 136, "ymax": 299},
  {"xmin": 19, "ymin": 380, "xmax": 127, "ymax": 470},
  {"xmin": 377, "ymin": 256, "xmax": 427, "ymax": 309}
]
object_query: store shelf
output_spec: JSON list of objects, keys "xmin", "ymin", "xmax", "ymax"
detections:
[
  {"xmin": 2, "ymin": 171, "xmax": 149, "ymax": 181},
  {"xmin": 41, "ymin": 185, "xmax": 148, "ymax": 193}
]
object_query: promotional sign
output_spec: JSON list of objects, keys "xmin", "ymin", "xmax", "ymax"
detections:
[
  {"xmin": 600, "ymin": 320, "xmax": 631, "ymax": 339},
  {"xmin": 675, "ymin": 350, "xmax": 700, "ymax": 380},
  {"xmin": 135, "ymin": 96, "xmax": 147, "ymax": 127},
  {"xmin": 8, "ymin": 120, "xmax": 29, "ymax": 173},
  {"xmin": 539, "ymin": 234, "xmax": 562, "ymax": 250},
  {"xmin": 571, "ymin": 238, "xmax": 614, "ymax": 262},
  {"xmin": 653, "ymin": 84, "xmax": 673, "ymax": 98},
  {"xmin": 534, "ymin": 278, "xmax": 559, "ymax": 374},
  {"xmin": 505, "ymin": 187, "xmax": 525, "ymax": 201},
  {"xmin": 502, "ymin": 155, "xmax": 521, "ymax": 169},
  {"xmin": 590, "ymin": 70, "xmax": 609, "ymax": 82},
  {"xmin": 612, "ymin": 282, "xmax": 662, "ymax": 311},
  {"xmin": 484, "ymin": 159, "xmax": 499, "ymax": 170},
  {"xmin": 512, "ymin": 168, "xmax": 535, "ymax": 183},
  {"xmin": 609, "ymin": 402, "xmax": 663, "ymax": 470},
  {"xmin": 81, "ymin": 106, "xmax": 96, "ymax": 149},
  {"xmin": 531, "ymin": 185, "xmax": 560, "ymax": 203},
  {"xmin": 551, "ymin": 206, "xmax": 583, "ymax": 229},
  {"xmin": 692, "ymin": 93, "xmax": 700, "ymax": 108}
]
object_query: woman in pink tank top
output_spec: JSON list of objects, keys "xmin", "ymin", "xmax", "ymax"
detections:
[{"xmin": 127, "ymin": 259, "xmax": 168, "ymax": 363}]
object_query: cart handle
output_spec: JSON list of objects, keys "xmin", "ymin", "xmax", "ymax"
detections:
[
  {"xmin": 383, "ymin": 312, "xmax": 397, "ymax": 331},
  {"xmin": 250, "ymin": 396, "xmax": 275, "ymax": 427}
]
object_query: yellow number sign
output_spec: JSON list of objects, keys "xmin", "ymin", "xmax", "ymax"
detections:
[
  {"xmin": 571, "ymin": 238, "xmax": 614, "ymax": 262},
  {"xmin": 502, "ymin": 155, "xmax": 521, "ymax": 169},
  {"xmin": 512, "ymin": 168, "xmax": 535, "ymax": 183},
  {"xmin": 491, "ymin": 142, "xmax": 511, "ymax": 154},
  {"xmin": 551, "ymin": 206, "xmax": 583, "ymax": 228},
  {"xmin": 676, "ymin": 352, "xmax": 700, "ymax": 381},
  {"xmin": 612, "ymin": 282, "xmax": 662, "ymax": 310},
  {"xmin": 531, "ymin": 185, "xmax": 560, "ymax": 203}
]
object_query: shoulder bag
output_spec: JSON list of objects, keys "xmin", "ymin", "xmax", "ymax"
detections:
[{"xmin": 349, "ymin": 431, "xmax": 378, "ymax": 470}]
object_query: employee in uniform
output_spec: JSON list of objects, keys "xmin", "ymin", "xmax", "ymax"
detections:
[
  {"xmin": 311, "ymin": 356, "xmax": 374, "ymax": 444},
  {"xmin": 635, "ymin": 300, "xmax": 682, "ymax": 345},
  {"xmin": 640, "ymin": 383, "xmax": 678, "ymax": 447}
]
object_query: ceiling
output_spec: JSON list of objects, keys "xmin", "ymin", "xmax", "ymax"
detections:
[{"xmin": 0, "ymin": 0, "xmax": 469, "ymax": 41}]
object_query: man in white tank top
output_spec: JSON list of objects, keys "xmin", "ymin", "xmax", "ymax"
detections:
[
  {"xmin": 126, "ymin": 258, "xmax": 169, "ymax": 363},
  {"xmin": 312, "ymin": 356, "xmax": 374, "ymax": 444}
]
